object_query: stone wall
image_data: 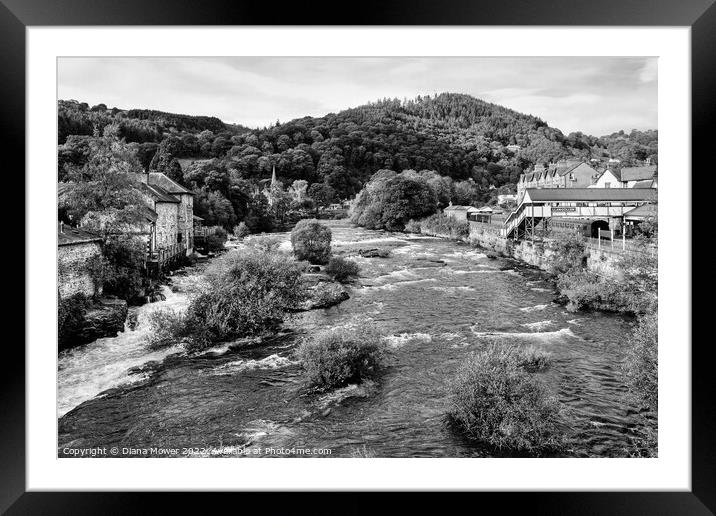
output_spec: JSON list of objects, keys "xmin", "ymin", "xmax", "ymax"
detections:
[
  {"xmin": 155, "ymin": 202, "xmax": 179, "ymax": 249},
  {"xmin": 58, "ymin": 241, "xmax": 103, "ymax": 299},
  {"xmin": 467, "ymin": 223, "xmax": 622, "ymax": 278}
]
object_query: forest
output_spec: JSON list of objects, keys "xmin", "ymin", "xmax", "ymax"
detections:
[{"xmin": 58, "ymin": 94, "xmax": 658, "ymax": 229}]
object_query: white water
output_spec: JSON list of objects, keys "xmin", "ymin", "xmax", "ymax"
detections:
[{"xmin": 57, "ymin": 285, "xmax": 189, "ymax": 418}]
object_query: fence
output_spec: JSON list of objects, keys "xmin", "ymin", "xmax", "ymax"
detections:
[
  {"xmin": 148, "ymin": 242, "xmax": 187, "ymax": 272},
  {"xmin": 194, "ymin": 226, "xmax": 218, "ymax": 238},
  {"xmin": 583, "ymin": 236, "xmax": 656, "ymax": 258}
]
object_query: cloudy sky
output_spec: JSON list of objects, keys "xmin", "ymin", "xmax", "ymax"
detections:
[{"xmin": 58, "ymin": 57, "xmax": 657, "ymax": 136}]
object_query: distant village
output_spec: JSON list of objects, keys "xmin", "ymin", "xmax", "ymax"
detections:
[
  {"xmin": 58, "ymin": 155, "xmax": 657, "ymax": 306},
  {"xmin": 445, "ymin": 157, "xmax": 657, "ymax": 246}
]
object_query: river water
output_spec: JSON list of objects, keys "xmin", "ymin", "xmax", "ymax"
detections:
[{"xmin": 58, "ymin": 220, "xmax": 648, "ymax": 457}]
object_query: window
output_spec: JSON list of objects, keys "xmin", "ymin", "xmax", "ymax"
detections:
[
  {"xmin": 605, "ymin": 182, "xmax": 611, "ymax": 188},
  {"xmin": 177, "ymin": 233, "xmax": 183, "ymax": 243}
]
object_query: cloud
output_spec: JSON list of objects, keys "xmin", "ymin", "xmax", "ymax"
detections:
[
  {"xmin": 58, "ymin": 56, "xmax": 657, "ymax": 135},
  {"xmin": 638, "ymin": 58, "xmax": 658, "ymax": 83}
]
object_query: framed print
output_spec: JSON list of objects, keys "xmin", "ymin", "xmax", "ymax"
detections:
[{"xmin": 5, "ymin": 0, "xmax": 711, "ymax": 512}]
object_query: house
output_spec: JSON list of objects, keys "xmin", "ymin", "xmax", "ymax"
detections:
[
  {"xmin": 591, "ymin": 168, "xmax": 623, "ymax": 188},
  {"xmin": 620, "ymin": 165, "xmax": 658, "ymax": 188},
  {"xmin": 139, "ymin": 182, "xmax": 181, "ymax": 253},
  {"xmin": 58, "ymin": 222, "xmax": 103, "ymax": 299},
  {"xmin": 141, "ymin": 172, "xmax": 195, "ymax": 254},
  {"xmin": 497, "ymin": 194, "xmax": 517, "ymax": 205},
  {"xmin": 443, "ymin": 204, "xmax": 479, "ymax": 220},
  {"xmin": 517, "ymin": 160, "xmax": 601, "ymax": 199}
]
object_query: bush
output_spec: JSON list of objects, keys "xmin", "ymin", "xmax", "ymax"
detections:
[
  {"xmin": 205, "ymin": 227, "xmax": 228, "ymax": 253},
  {"xmin": 623, "ymin": 312, "xmax": 658, "ymax": 413},
  {"xmin": 557, "ymin": 269, "xmax": 653, "ymax": 314},
  {"xmin": 233, "ymin": 222, "xmax": 250, "ymax": 239},
  {"xmin": 308, "ymin": 282, "xmax": 350, "ymax": 309},
  {"xmin": 517, "ymin": 346, "xmax": 552, "ymax": 372},
  {"xmin": 546, "ymin": 233, "xmax": 587, "ymax": 275},
  {"xmin": 417, "ymin": 213, "xmax": 470, "ymax": 239},
  {"xmin": 144, "ymin": 308, "xmax": 191, "ymax": 350},
  {"xmin": 102, "ymin": 234, "xmax": 147, "ymax": 301},
  {"xmin": 160, "ymin": 249, "xmax": 307, "ymax": 351},
  {"xmin": 325, "ymin": 256, "xmax": 360, "ymax": 283},
  {"xmin": 297, "ymin": 322, "xmax": 385, "ymax": 390},
  {"xmin": 404, "ymin": 219, "xmax": 422, "ymax": 233},
  {"xmin": 243, "ymin": 234, "xmax": 284, "ymax": 253},
  {"xmin": 447, "ymin": 344, "xmax": 565, "ymax": 454},
  {"xmin": 291, "ymin": 219, "xmax": 332, "ymax": 264}
]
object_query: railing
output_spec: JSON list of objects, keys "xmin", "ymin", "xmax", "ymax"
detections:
[
  {"xmin": 194, "ymin": 226, "xmax": 218, "ymax": 238},
  {"xmin": 149, "ymin": 242, "xmax": 187, "ymax": 268},
  {"xmin": 583, "ymin": 236, "xmax": 656, "ymax": 257}
]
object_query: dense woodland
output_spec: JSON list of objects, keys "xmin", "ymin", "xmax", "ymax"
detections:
[{"xmin": 58, "ymin": 94, "xmax": 658, "ymax": 230}]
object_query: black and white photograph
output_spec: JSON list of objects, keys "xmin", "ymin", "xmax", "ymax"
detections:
[{"xmin": 55, "ymin": 56, "xmax": 660, "ymax": 459}]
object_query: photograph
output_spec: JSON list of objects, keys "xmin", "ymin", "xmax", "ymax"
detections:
[{"xmin": 55, "ymin": 56, "xmax": 659, "ymax": 459}]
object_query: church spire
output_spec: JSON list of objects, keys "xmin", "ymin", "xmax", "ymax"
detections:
[{"xmin": 271, "ymin": 165, "xmax": 277, "ymax": 186}]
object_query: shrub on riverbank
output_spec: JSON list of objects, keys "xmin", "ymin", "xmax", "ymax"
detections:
[
  {"xmin": 447, "ymin": 344, "xmax": 564, "ymax": 454},
  {"xmin": 416, "ymin": 213, "xmax": 470, "ymax": 239},
  {"xmin": 233, "ymin": 222, "xmax": 250, "ymax": 239},
  {"xmin": 297, "ymin": 322, "xmax": 386, "ymax": 390},
  {"xmin": 556, "ymin": 268, "xmax": 654, "ymax": 314},
  {"xmin": 325, "ymin": 256, "xmax": 360, "ymax": 283},
  {"xmin": 291, "ymin": 219, "xmax": 332, "ymax": 264},
  {"xmin": 546, "ymin": 233, "xmax": 587, "ymax": 275},
  {"xmin": 623, "ymin": 312, "xmax": 657, "ymax": 413},
  {"xmin": 244, "ymin": 234, "xmax": 284, "ymax": 253},
  {"xmin": 162, "ymin": 249, "xmax": 306, "ymax": 351},
  {"xmin": 205, "ymin": 227, "xmax": 228, "ymax": 253},
  {"xmin": 145, "ymin": 308, "xmax": 191, "ymax": 350},
  {"xmin": 404, "ymin": 219, "xmax": 422, "ymax": 233}
]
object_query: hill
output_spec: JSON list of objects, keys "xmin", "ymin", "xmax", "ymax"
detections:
[{"xmin": 57, "ymin": 93, "xmax": 657, "ymax": 230}]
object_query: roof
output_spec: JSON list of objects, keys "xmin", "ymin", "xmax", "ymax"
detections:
[
  {"xmin": 624, "ymin": 204, "xmax": 658, "ymax": 219},
  {"xmin": 444, "ymin": 205, "xmax": 473, "ymax": 211},
  {"xmin": 621, "ymin": 165, "xmax": 657, "ymax": 182},
  {"xmin": 632, "ymin": 179, "xmax": 656, "ymax": 189},
  {"xmin": 140, "ymin": 205, "xmax": 159, "ymax": 222},
  {"xmin": 140, "ymin": 182, "xmax": 180, "ymax": 203},
  {"xmin": 524, "ymin": 188, "xmax": 657, "ymax": 202},
  {"xmin": 598, "ymin": 168, "xmax": 622, "ymax": 181},
  {"xmin": 193, "ymin": 214, "xmax": 204, "ymax": 221},
  {"xmin": 58, "ymin": 223, "xmax": 103, "ymax": 246},
  {"xmin": 147, "ymin": 172, "xmax": 193, "ymax": 195}
]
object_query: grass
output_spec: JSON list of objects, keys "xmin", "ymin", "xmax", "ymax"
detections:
[{"xmin": 447, "ymin": 343, "xmax": 565, "ymax": 454}]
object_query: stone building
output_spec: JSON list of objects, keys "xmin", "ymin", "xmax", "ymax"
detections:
[
  {"xmin": 144, "ymin": 172, "xmax": 195, "ymax": 253},
  {"xmin": 57, "ymin": 222, "xmax": 103, "ymax": 299},
  {"xmin": 139, "ymin": 182, "xmax": 180, "ymax": 251},
  {"xmin": 134, "ymin": 172, "xmax": 195, "ymax": 255}
]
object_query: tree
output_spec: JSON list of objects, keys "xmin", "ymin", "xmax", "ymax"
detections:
[
  {"xmin": 379, "ymin": 176, "xmax": 438, "ymax": 230},
  {"xmin": 307, "ymin": 182, "xmax": 338, "ymax": 208},
  {"xmin": 291, "ymin": 219, "xmax": 332, "ymax": 264},
  {"xmin": 59, "ymin": 128, "xmax": 150, "ymax": 301},
  {"xmin": 193, "ymin": 189, "xmax": 237, "ymax": 229}
]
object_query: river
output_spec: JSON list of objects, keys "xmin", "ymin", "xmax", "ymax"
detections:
[{"xmin": 58, "ymin": 219, "xmax": 648, "ymax": 457}]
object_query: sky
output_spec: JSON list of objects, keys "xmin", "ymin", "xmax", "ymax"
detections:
[{"xmin": 58, "ymin": 57, "xmax": 657, "ymax": 136}]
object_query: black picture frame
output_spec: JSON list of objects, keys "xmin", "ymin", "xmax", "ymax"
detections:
[{"xmin": 5, "ymin": 0, "xmax": 709, "ymax": 512}]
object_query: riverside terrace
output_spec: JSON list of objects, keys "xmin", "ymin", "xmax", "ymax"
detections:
[{"xmin": 500, "ymin": 188, "xmax": 658, "ymax": 240}]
